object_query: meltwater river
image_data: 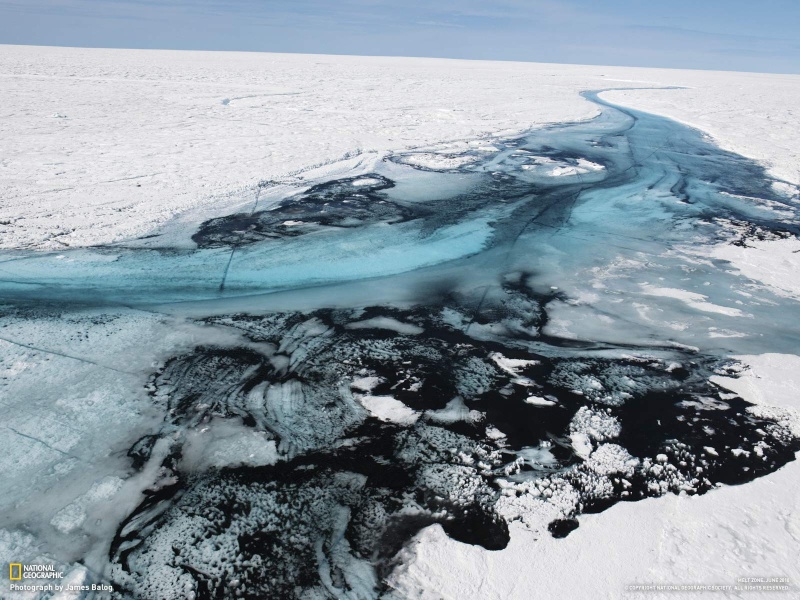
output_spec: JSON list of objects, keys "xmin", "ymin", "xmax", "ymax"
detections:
[{"xmin": 0, "ymin": 91, "xmax": 798, "ymax": 355}]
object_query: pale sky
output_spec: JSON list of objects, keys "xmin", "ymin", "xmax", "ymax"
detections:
[{"xmin": 1, "ymin": 0, "xmax": 798, "ymax": 73}]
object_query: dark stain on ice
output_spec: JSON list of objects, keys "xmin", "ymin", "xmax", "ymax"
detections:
[
  {"xmin": 548, "ymin": 518, "xmax": 579, "ymax": 538},
  {"xmin": 191, "ymin": 174, "xmax": 414, "ymax": 248}
]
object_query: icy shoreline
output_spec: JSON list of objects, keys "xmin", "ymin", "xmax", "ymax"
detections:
[{"xmin": 389, "ymin": 353, "xmax": 800, "ymax": 600}]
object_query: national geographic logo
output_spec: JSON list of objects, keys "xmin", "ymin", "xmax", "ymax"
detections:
[
  {"xmin": 7, "ymin": 563, "xmax": 114, "ymax": 594},
  {"xmin": 8, "ymin": 563, "xmax": 67, "ymax": 594},
  {"xmin": 7, "ymin": 562, "xmax": 64, "ymax": 580}
]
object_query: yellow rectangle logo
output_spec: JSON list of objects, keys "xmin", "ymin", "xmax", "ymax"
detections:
[{"xmin": 9, "ymin": 563, "xmax": 22, "ymax": 581}]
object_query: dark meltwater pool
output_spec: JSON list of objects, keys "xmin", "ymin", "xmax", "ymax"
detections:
[{"xmin": 1, "ymin": 91, "xmax": 799, "ymax": 599}]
